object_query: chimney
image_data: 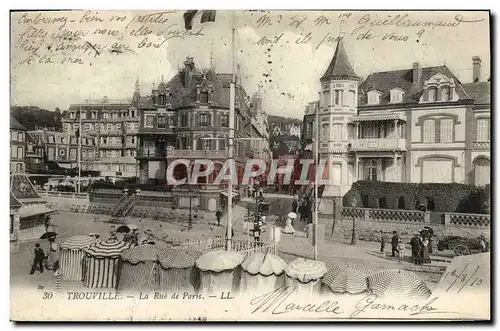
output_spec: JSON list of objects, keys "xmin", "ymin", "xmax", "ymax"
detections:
[
  {"xmin": 183, "ymin": 57, "xmax": 195, "ymax": 87},
  {"xmin": 412, "ymin": 62, "xmax": 422, "ymax": 92},
  {"xmin": 473, "ymin": 56, "xmax": 481, "ymax": 82}
]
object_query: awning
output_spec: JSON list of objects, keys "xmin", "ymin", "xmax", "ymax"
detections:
[
  {"xmin": 18, "ymin": 204, "xmax": 54, "ymax": 219},
  {"xmin": 351, "ymin": 112, "xmax": 407, "ymax": 122},
  {"xmin": 221, "ymin": 191, "xmax": 240, "ymax": 197}
]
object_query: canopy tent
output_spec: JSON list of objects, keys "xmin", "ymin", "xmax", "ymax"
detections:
[
  {"xmin": 60, "ymin": 235, "xmax": 97, "ymax": 281},
  {"xmin": 240, "ymin": 252, "xmax": 287, "ymax": 295},
  {"xmin": 196, "ymin": 250, "xmax": 244, "ymax": 297},
  {"xmin": 83, "ymin": 239, "xmax": 131, "ymax": 288},
  {"xmin": 367, "ymin": 269, "xmax": 432, "ymax": 300},
  {"xmin": 158, "ymin": 248, "xmax": 199, "ymax": 293},
  {"xmin": 118, "ymin": 244, "xmax": 159, "ymax": 294},
  {"xmin": 321, "ymin": 265, "xmax": 369, "ymax": 295},
  {"xmin": 284, "ymin": 258, "xmax": 327, "ymax": 297}
]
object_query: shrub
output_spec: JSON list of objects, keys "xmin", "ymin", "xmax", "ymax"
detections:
[{"xmin": 343, "ymin": 181, "xmax": 487, "ymax": 213}]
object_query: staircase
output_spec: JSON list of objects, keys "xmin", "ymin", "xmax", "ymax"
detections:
[{"xmin": 111, "ymin": 194, "xmax": 136, "ymax": 217}]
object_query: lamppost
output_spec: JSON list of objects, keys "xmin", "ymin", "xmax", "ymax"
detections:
[{"xmin": 351, "ymin": 197, "xmax": 357, "ymax": 245}]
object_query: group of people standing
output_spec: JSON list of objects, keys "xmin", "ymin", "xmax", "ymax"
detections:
[{"xmin": 410, "ymin": 227, "xmax": 434, "ymax": 265}]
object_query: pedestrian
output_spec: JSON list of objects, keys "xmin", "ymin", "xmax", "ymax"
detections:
[
  {"xmin": 391, "ymin": 231, "xmax": 399, "ymax": 257},
  {"xmin": 29, "ymin": 243, "xmax": 46, "ymax": 275},
  {"xmin": 410, "ymin": 233, "xmax": 421, "ymax": 264},
  {"xmin": 130, "ymin": 229, "xmax": 139, "ymax": 246},
  {"xmin": 422, "ymin": 236, "xmax": 431, "ymax": 264},
  {"xmin": 46, "ymin": 236, "xmax": 59, "ymax": 270},
  {"xmin": 398, "ymin": 240, "xmax": 405, "ymax": 263},
  {"xmin": 215, "ymin": 209, "xmax": 222, "ymax": 227},
  {"xmin": 479, "ymin": 235, "xmax": 488, "ymax": 252},
  {"xmin": 44, "ymin": 215, "xmax": 51, "ymax": 232},
  {"xmin": 425, "ymin": 227, "xmax": 434, "ymax": 254},
  {"xmin": 379, "ymin": 231, "xmax": 386, "ymax": 254},
  {"xmin": 292, "ymin": 195, "xmax": 298, "ymax": 214},
  {"xmin": 52, "ymin": 261, "xmax": 63, "ymax": 293}
]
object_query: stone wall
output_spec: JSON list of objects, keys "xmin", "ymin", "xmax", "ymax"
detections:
[{"xmin": 322, "ymin": 216, "xmax": 490, "ymax": 243}]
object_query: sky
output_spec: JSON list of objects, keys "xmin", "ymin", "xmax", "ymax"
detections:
[{"xmin": 10, "ymin": 10, "xmax": 490, "ymax": 119}]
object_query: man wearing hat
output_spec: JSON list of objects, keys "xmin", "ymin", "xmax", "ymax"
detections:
[{"xmin": 29, "ymin": 243, "xmax": 46, "ymax": 275}]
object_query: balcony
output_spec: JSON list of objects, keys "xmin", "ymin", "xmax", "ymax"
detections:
[
  {"xmin": 99, "ymin": 143, "xmax": 123, "ymax": 149},
  {"xmin": 349, "ymin": 138, "xmax": 406, "ymax": 151},
  {"xmin": 138, "ymin": 126, "xmax": 176, "ymax": 135},
  {"xmin": 473, "ymin": 141, "xmax": 490, "ymax": 149},
  {"xmin": 100, "ymin": 129, "xmax": 123, "ymax": 136},
  {"xmin": 136, "ymin": 148, "xmax": 166, "ymax": 158},
  {"xmin": 166, "ymin": 149, "xmax": 228, "ymax": 159},
  {"xmin": 125, "ymin": 143, "xmax": 137, "ymax": 149}
]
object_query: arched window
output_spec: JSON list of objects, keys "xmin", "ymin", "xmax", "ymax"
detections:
[
  {"xmin": 398, "ymin": 196, "xmax": 406, "ymax": 209},
  {"xmin": 441, "ymin": 86, "xmax": 450, "ymax": 101},
  {"xmin": 378, "ymin": 197, "xmax": 388, "ymax": 209},
  {"xmin": 474, "ymin": 157, "xmax": 490, "ymax": 187}
]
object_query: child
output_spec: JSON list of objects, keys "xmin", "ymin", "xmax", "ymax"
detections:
[
  {"xmin": 398, "ymin": 240, "xmax": 406, "ymax": 263},
  {"xmin": 29, "ymin": 243, "xmax": 46, "ymax": 274}
]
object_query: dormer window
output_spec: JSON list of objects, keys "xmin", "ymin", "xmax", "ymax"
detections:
[
  {"xmin": 441, "ymin": 86, "xmax": 450, "ymax": 101},
  {"xmin": 200, "ymin": 91, "xmax": 209, "ymax": 104},
  {"xmin": 390, "ymin": 88, "xmax": 405, "ymax": 103},
  {"xmin": 159, "ymin": 94, "xmax": 167, "ymax": 106},
  {"xmin": 428, "ymin": 87, "xmax": 437, "ymax": 102},
  {"xmin": 367, "ymin": 90, "xmax": 382, "ymax": 105}
]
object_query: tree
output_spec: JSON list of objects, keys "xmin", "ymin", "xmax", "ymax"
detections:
[{"xmin": 10, "ymin": 106, "xmax": 61, "ymax": 131}]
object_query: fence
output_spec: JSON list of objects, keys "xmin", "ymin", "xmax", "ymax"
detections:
[
  {"xmin": 444, "ymin": 212, "xmax": 490, "ymax": 228},
  {"xmin": 179, "ymin": 237, "xmax": 279, "ymax": 258},
  {"xmin": 341, "ymin": 207, "xmax": 428, "ymax": 224},
  {"xmin": 40, "ymin": 191, "xmax": 89, "ymax": 200}
]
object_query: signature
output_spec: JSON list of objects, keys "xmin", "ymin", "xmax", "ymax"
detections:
[{"xmin": 249, "ymin": 285, "xmax": 343, "ymax": 315}]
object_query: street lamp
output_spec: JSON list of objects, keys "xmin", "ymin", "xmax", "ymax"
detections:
[{"xmin": 351, "ymin": 197, "xmax": 357, "ymax": 245}]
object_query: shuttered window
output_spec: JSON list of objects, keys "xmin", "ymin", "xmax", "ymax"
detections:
[
  {"xmin": 439, "ymin": 118, "xmax": 453, "ymax": 143},
  {"xmin": 423, "ymin": 120, "xmax": 435, "ymax": 143},
  {"xmin": 477, "ymin": 118, "xmax": 490, "ymax": 142}
]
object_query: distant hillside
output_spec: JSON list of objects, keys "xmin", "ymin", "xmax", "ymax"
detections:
[
  {"xmin": 267, "ymin": 115, "xmax": 302, "ymax": 131},
  {"xmin": 11, "ymin": 106, "xmax": 62, "ymax": 131}
]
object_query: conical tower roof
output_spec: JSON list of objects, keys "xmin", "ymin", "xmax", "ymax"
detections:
[{"xmin": 320, "ymin": 39, "xmax": 358, "ymax": 82}]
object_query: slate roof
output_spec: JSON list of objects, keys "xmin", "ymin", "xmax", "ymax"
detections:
[
  {"xmin": 321, "ymin": 39, "xmax": 358, "ymax": 82},
  {"xmin": 358, "ymin": 66, "xmax": 471, "ymax": 106},
  {"xmin": 10, "ymin": 115, "xmax": 27, "ymax": 131},
  {"xmin": 68, "ymin": 102, "xmax": 130, "ymax": 111},
  {"xmin": 10, "ymin": 192, "xmax": 22, "ymax": 208},
  {"xmin": 139, "ymin": 70, "xmax": 251, "ymax": 112},
  {"xmin": 461, "ymin": 82, "xmax": 491, "ymax": 105}
]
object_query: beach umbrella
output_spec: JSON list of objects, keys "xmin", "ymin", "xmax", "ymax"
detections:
[
  {"xmin": 288, "ymin": 212, "xmax": 298, "ymax": 219},
  {"xmin": 284, "ymin": 258, "xmax": 327, "ymax": 283},
  {"xmin": 321, "ymin": 265, "xmax": 369, "ymax": 294},
  {"xmin": 241, "ymin": 252, "xmax": 287, "ymax": 277},
  {"xmin": 196, "ymin": 251, "xmax": 244, "ymax": 272},
  {"xmin": 284, "ymin": 258, "xmax": 327, "ymax": 296},
  {"xmin": 116, "ymin": 225, "xmax": 131, "ymax": 233},
  {"xmin": 367, "ymin": 269, "xmax": 432, "ymax": 300},
  {"xmin": 158, "ymin": 248, "xmax": 196, "ymax": 269},
  {"xmin": 121, "ymin": 244, "xmax": 158, "ymax": 264},
  {"xmin": 40, "ymin": 231, "xmax": 57, "ymax": 239}
]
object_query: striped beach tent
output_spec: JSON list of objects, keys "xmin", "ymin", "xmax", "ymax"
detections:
[
  {"xmin": 196, "ymin": 251, "xmax": 244, "ymax": 297},
  {"xmin": 284, "ymin": 258, "xmax": 327, "ymax": 296},
  {"xmin": 240, "ymin": 252, "xmax": 287, "ymax": 295},
  {"xmin": 367, "ymin": 269, "xmax": 432, "ymax": 300},
  {"xmin": 158, "ymin": 248, "xmax": 198, "ymax": 293},
  {"xmin": 83, "ymin": 239, "xmax": 131, "ymax": 288},
  {"xmin": 54, "ymin": 269, "xmax": 63, "ymax": 293},
  {"xmin": 118, "ymin": 244, "xmax": 159, "ymax": 294},
  {"xmin": 321, "ymin": 265, "xmax": 369, "ymax": 295},
  {"xmin": 60, "ymin": 235, "xmax": 97, "ymax": 281}
]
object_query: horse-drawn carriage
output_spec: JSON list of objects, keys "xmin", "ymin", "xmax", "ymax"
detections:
[{"xmin": 437, "ymin": 236, "xmax": 488, "ymax": 256}]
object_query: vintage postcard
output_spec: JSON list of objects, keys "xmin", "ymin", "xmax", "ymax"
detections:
[{"xmin": 9, "ymin": 9, "xmax": 490, "ymax": 321}]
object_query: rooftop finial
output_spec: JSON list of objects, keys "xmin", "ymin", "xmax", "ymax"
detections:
[
  {"xmin": 210, "ymin": 42, "xmax": 215, "ymax": 70},
  {"xmin": 161, "ymin": 75, "xmax": 164, "ymax": 82},
  {"xmin": 135, "ymin": 75, "xmax": 140, "ymax": 92}
]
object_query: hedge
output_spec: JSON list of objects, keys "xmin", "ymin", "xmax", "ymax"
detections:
[{"xmin": 343, "ymin": 181, "xmax": 489, "ymax": 214}]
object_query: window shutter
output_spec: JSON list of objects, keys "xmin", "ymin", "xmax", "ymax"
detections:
[
  {"xmin": 207, "ymin": 114, "xmax": 212, "ymax": 126},
  {"xmin": 194, "ymin": 113, "xmax": 199, "ymax": 126}
]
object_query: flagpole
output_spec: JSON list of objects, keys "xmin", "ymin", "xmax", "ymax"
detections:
[
  {"xmin": 313, "ymin": 101, "xmax": 319, "ymax": 260},
  {"xmin": 226, "ymin": 10, "xmax": 236, "ymax": 251},
  {"xmin": 77, "ymin": 103, "xmax": 83, "ymax": 194}
]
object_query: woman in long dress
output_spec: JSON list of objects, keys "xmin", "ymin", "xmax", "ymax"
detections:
[
  {"xmin": 46, "ymin": 236, "xmax": 59, "ymax": 270},
  {"xmin": 422, "ymin": 238, "xmax": 430, "ymax": 264}
]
